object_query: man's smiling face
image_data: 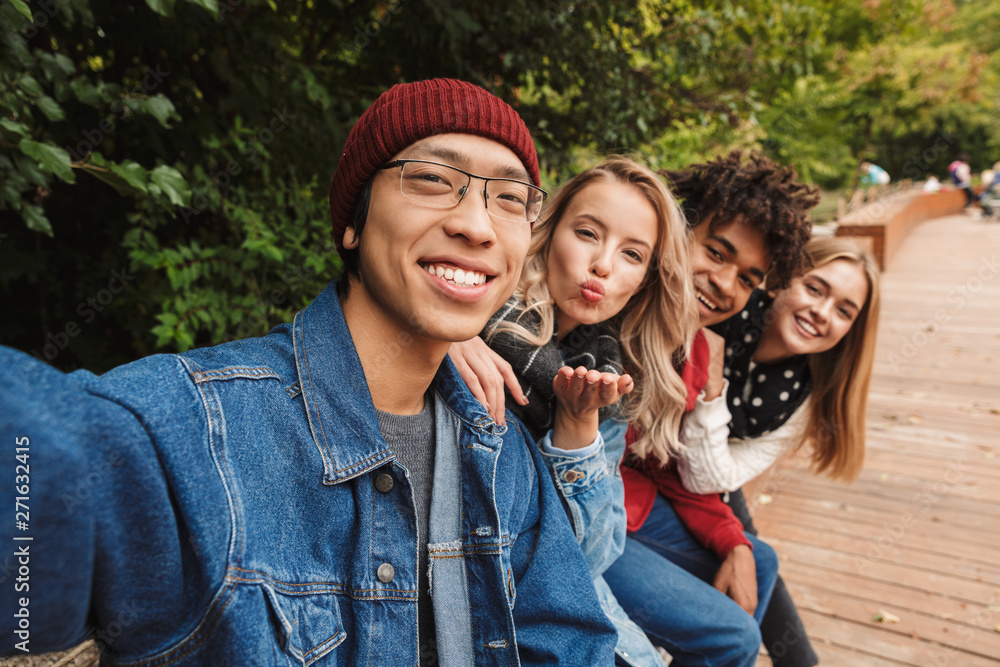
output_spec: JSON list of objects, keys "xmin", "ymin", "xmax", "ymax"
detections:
[
  {"xmin": 690, "ymin": 215, "xmax": 772, "ymax": 327},
  {"xmin": 343, "ymin": 133, "xmax": 533, "ymax": 345}
]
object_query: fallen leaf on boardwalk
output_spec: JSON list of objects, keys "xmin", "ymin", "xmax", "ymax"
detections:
[
  {"xmin": 941, "ymin": 612, "xmax": 955, "ymax": 619},
  {"xmin": 874, "ymin": 609, "xmax": 900, "ymax": 624},
  {"xmin": 756, "ymin": 493, "xmax": 773, "ymax": 506},
  {"xmin": 906, "ymin": 414, "xmax": 923, "ymax": 424},
  {"xmin": 879, "ymin": 473, "xmax": 889, "ymax": 482},
  {"xmin": 910, "ymin": 391, "xmax": 927, "ymax": 399},
  {"xmin": 988, "ymin": 605, "xmax": 1000, "ymax": 612},
  {"xmin": 990, "ymin": 408, "xmax": 1000, "ymax": 416},
  {"xmin": 985, "ymin": 452, "xmax": 996, "ymax": 459},
  {"xmin": 995, "ymin": 625, "xmax": 1000, "ymax": 634},
  {"xmin": 883, "ymin": 413, "xmax": 898, "ymax": 421}
]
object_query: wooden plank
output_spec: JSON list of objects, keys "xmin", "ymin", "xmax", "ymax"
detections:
[
  {"xmin": 753, "ymin": 491, "xmax": 1000, "ymax": 549},
  {"xmin": 781, "ymin": 562, "xmax": 1000, "ymax": 633},
  {"xmin": 759, "ymin": 533, "xmax": 1000, "ymax": 599},
  {"xmin": 756, "ymin": 643, "xmax": 915, "ymax": 667},
  {"xmin": 795, "ymin": 607, "xmax": 1000, "ymax": 667},
  {"xmin": 789, "ymin": 585, "xmax": 1000, "ymax": 661},
  {"xmin": 800, "ymin": 643, "xmax": 911, "ymax": 666},
  {"xmin": 761, "ymin": 473, "xmax": 1000, "ymax": 519},
  {"xmin": 761, "ymin": 504, "xmax": 999, "ymax": 564},
  {"xmin": 755, "ymin": 484, "xmax": 1000, "ymax": 537}
]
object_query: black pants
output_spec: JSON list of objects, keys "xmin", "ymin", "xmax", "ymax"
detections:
[{"xmin": 726, "ymin": 489, "xmax": 820, "ymax": 667}]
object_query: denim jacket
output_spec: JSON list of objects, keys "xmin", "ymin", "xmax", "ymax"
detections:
[
  {"xmin": 543, "ymin": 417, "xmax": 669, "ymax": 667},
  {"xmin": 0, "ymin": 281, "xmax": 616, "ymax": 665}
]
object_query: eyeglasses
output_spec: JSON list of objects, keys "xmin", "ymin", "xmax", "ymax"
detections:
[{"xmin": 378, "ymin": 159, "xmax": 547, "ymax": 225}]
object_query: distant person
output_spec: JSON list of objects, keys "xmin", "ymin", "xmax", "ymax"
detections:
[
  {"xmin": 948, "ymin": 152, "xmax": 975, "ymax": 207},
  {"xmin": 978, "ymin": 160, "xmax": 1000, "ymax": 217},
  {"xmin": 923, "ymin": 175, "xmax": 942, "ymax": 192},
  {"xmin": 858, "ymin": 161, "xmax": 890, "ymax": 186}
]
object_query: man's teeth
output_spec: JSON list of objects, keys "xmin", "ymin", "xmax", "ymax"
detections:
[
  {"xmin": 423, "ymin": 263, "xmax": 487, "ymax": 286},
  {"xmin": 696, "ymin": 291, "xmax": 718, "ymax": 311},
  {"xmin": 796, "ymin": 317, "xmax": 818, "ymax": 335}
]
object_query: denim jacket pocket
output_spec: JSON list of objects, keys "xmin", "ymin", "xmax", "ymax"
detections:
[{"xmin": 262, "ymin": 585, "xmax": 347, "ymax": 666}]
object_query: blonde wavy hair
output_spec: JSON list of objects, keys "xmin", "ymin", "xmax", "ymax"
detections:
[
  {"xmin": 799, "ymin": 237, "xmax": 881, "ymax": 481},
  {"xmin": 491, "ymin": 157, "xmax": 698, "ymax": 463}
]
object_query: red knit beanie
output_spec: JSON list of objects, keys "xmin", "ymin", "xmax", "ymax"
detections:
[{"xmin": 328, "ymin": 78, "xmax": 539, "ymax": 250}]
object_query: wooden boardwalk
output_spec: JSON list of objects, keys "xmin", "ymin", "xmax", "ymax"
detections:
[{"xmin": 753, "ymin": 213, "xmax": 1000, "ymax": 666}]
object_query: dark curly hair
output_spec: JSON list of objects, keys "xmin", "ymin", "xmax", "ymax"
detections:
[{"xmin": 661, "ymin": 150, "xmax": 818, "ymax": 289}]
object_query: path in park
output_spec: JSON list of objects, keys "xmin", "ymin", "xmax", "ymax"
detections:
[{"xmin": 753, "ymin": 212, "xmax": 1000, "ymax": 666}]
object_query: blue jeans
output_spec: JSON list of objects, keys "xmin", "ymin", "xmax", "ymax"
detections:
[{"xmin": 603, "ymin": 493, "xmax": 780, "ymax": 667}]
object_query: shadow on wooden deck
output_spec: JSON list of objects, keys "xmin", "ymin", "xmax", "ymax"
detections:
[{"xmin": 753, "ymin": 212, "xmax": 1000, "ymax": 666}]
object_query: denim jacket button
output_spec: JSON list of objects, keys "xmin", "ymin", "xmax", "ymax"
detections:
[
  {"xmin": 562, "ymin": 469, "xmax": 584, "ymax": 483},
  {"xmin": 375, "ymin": 473, "xmax": 394, "ymax": 493},
  {"xmin": 377, "ymin": 563, "xmax": 395, "ymax": 583}
]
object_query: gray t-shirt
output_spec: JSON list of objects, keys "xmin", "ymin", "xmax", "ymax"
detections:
[{"xmin": 375, "ymin": 394, "xmax": 437, "ymax": 664}]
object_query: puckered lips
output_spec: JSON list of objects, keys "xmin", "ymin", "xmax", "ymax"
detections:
[
  {"xmin": 419, "ymin": 257, "xmax": 497, "ymax": 303},
  {"xmin": 580, "ymin": 279, "xmax": 605, "ymax": 304}
]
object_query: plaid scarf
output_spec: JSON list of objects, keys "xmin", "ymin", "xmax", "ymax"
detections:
[
  {"xmin": 714, "ymin": 291, "xmax": 811, "ymax": 438},
  {"xmin": 482, "ymin": 298, "xmax": 624, "ymax": 439}
]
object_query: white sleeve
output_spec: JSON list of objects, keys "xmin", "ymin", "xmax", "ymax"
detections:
[{"xmin": 678, "ymin": 393, "xmax": 810, "ymax": 494}]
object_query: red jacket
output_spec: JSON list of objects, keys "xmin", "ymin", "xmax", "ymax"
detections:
[{"xmin": 620, "ymin": 329, "xmax": 752, "ymax": 559}]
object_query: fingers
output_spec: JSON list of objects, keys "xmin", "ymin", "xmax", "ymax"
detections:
[
  {"xmin": 449, "ymin": 348, "xmax": 490, "ymax": 409},
  {"xmin": 462, "ymin": 353, "xmax": 504, "ymax": 425},
  {"xmin": 497, "ymin": 359, "xmax": 528, "ymax": 406},
  {"xmin": 448, "ymin": 338, "xmax": 516, "ymax": 426},
  {"xmin": 733, "ymin": 588, "xmax": 757, "ymax": 616},
  {"xmin": 553, "ymin": 367, "xmax": 631, "ymax": 412}
]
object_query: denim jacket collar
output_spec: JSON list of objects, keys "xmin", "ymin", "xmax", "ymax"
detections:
[{"xmin": 293, "ymin": 280, "xmax": 505, "ymax": 485}]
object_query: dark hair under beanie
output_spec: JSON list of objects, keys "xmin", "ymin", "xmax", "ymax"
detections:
[{"xmin": 328, "ymin": 78, "xmax": 539, "ymax": 250}]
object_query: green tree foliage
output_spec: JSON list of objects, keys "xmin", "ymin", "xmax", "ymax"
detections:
[
  {"xmin": 750, "ymin": 0, "xmax": 1000, "ymax": 187},
  {"xmin": 2, "ymin": 0, "xmax": 998, "ymax": 371}
]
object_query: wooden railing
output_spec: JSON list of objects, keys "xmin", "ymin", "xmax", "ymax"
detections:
[{"xmin": 835, "ymin": 188, "xmax": 967, "ymax": 269}]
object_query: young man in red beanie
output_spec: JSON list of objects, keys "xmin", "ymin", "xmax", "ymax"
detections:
[{"xmin": 0, "ymin": 79, "xmax": 616, "ymax": 665}]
